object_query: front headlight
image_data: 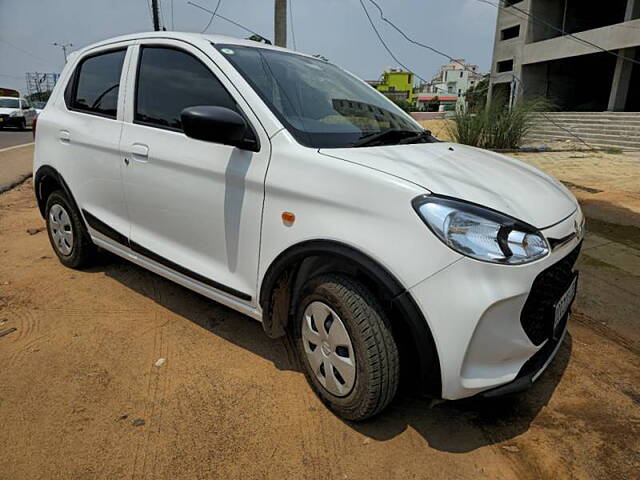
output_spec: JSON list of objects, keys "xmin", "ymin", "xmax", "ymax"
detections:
[
  {"xmin": 9, "ymin": 110, "xmax": 21, "ymax": 117},
  {"xmin": 413, "ymin": 194, "xmax": 549, "ymax": 265}
]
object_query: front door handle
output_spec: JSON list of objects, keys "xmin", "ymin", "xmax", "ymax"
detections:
[
  {"xmin": 130, "ymin": 143, "xmax": 149, "ymax": 162},
  {"xmin": 59, "ymin": 130, "xmax": 70, "ymax": 143}
]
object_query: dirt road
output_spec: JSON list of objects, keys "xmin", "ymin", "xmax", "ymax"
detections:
[{"xmin": 0, "ymin": 149, "xmax": 638, "ymax": 479}]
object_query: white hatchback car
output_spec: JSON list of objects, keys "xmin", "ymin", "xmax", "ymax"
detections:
[
  {"xmin": 0, "ymin": 96, "xmax": 37, "ymax": 130},
  {"xmin": 34, "ymin": 32, "xmax": 583, "ymax": 420}
]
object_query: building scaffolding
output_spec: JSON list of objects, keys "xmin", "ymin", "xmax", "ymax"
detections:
[{"xmin": 25, "ymin": 72, "xmax": 60, "ymax": 101}]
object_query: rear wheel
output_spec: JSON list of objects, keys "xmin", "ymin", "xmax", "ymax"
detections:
[
  {"xmin": 293, "ymin": 274, "xmax": 399, "ymax": 421},
  {"xmin": 45, "ymin": 190, "xmax": 96, "ymax": 268}
]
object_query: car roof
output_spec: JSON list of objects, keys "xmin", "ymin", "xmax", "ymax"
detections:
[{"xmin": 74, "ymin": 31, "xmax": 305, "ymax": 57}]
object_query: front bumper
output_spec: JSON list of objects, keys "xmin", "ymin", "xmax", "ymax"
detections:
[
  {"xmin": 478, "ymin": 313, "xmax": 568, "ymax": 398},
  {"xmin": 0, "ymin": 115, "xmax": 22, "ymax": 127},
  {"xmin": 409, "ymin": 209, "xmax": 583, "ymax": 400}
]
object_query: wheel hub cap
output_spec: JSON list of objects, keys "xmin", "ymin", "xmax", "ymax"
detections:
[
  {"xmin": 302, "ymin": 301, "xmax": 356, "ymax": 397},
  {"xmin": 48, "ymin": 204, "xmax": 73, "ymax": 256}
]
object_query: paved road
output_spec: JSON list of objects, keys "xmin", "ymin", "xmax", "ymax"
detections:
[
  {"xmin": 0, "ymin": 143, "xmax": 33, "ymax": 193},
  {"xmin": 0, "ymin": 130, "xmax": 33, "ymax": 149}
]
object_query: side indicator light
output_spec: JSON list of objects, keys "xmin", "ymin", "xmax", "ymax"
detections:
[{"xmin": 282, "ymin": 211, "xmax": 295, "ymax": 225}]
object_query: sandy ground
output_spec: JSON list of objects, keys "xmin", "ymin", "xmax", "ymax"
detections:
[{"xmin": 0, "ymin": 148, "xmax": 639, "ymax": 479}]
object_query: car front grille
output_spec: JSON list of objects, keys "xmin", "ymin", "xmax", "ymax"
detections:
[{"xmin": 520, "ymin": 242, "xmax": 582, "ymax": 346}]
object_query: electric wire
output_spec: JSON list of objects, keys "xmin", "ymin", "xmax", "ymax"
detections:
[
  {"xmin": 187, "ymin": 1, "xmax": 265, "ymax": 38},
  {"xmin": 200, "ymin": 0, "xmax": 221, "ymax": 33},
  {"xmin": 476, "ymin": 0, "xmax": 640, "ymax": 66},
  {"xmin": 359, "ymin": 1, "xmax": 596, "ymax": 149}
]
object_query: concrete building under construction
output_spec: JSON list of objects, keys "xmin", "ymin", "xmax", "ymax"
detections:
[{"xmin": 489, "ymin": 0, "xmax": 640, "ymax": 111}]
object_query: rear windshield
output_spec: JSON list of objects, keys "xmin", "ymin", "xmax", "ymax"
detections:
[{"xmin": 0, "ymin": 98, "xmax": 20, "ymax": 108}]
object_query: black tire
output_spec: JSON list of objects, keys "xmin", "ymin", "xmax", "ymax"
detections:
[
  {"xmin": 45, "ymin": 190, "xmax": 96, "ymax": 268},
  {"xmin": 19, "ymin": 118, "xmax": 26, "ymax": 131},
  {"xmin": 292, "ymin": 274, "xmax": 399, "ymax": 421}
]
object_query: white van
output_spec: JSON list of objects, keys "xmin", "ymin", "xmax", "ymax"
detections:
[{"xmin": 33, "ymin": 32, "xmax": 583, "ymax": 420}]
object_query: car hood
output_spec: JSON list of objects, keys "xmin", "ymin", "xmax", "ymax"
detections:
[
  {"xmin": 319, "ymin": 142, "xmax": 577, "ymax": 228},
  {"xmin": 0, "ymin": 108, "xmax": 19, "ymax": 115}
]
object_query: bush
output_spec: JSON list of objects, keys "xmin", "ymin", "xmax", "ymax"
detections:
[
  {"xmin": 391, "ymin": 98, "xmax": 413, "ymax": 113},
  {"xmin": 448, "ymin": 96, "xmax": 549, "ymax": 150}
]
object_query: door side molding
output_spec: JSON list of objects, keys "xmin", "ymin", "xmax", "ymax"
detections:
[{"xmin": 82, "ymin": 209, "xmax": 252, "ymax": 302}]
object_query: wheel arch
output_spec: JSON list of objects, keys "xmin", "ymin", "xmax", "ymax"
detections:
[
  {"xmin": 34, "ymin": 165, "xmax": 77, "ymax": 218},
  {"xmin": 259, "ymin": 239, "xmax": 442, "ymax": 396}
]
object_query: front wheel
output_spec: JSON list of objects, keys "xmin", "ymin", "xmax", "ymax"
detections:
[{"xmin": 293, "ymin": 274, "xmax": 399, "ymax": 421}]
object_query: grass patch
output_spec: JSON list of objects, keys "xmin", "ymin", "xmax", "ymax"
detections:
[
  {"xmin": 602, "ymin": 147, "xmax": 623, "ymax": 155},
  {"xmin": 447, "ymin": 96, "xmax": 549, "ymax": 150}
]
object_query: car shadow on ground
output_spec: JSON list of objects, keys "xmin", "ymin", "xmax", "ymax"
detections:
[{"xmin": 94, "ymin": 252, "xmax": 571, "ymax": 454}]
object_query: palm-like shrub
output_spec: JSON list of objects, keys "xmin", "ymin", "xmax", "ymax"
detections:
[{"xmin": 448, "ymin": 97, "xmax": 548, "ymax": 149}]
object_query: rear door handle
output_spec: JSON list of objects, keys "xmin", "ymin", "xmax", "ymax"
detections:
[
  {"xmin": 130, "ymin": 143, "xmax": 149, "ymax": 163},
  {"xmin": 59, "ymin": 130, "xmax": 70, "ymax": 143}
]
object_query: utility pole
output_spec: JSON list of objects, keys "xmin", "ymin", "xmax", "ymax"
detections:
[
  {"xmin": 151, "ymin": 0, "xmax": 161, "ymax": 31},
  {"xmin": 53, "ymin": 42, "xmax": 73, "ymax": 63},
  {"xmin": 274, "ymin": 0, "xmax": 287, "ymax": 47}
]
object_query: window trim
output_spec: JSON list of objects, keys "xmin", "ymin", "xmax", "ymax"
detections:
[
  {"xmin": 132, "ymin": 44, "xmax": 260, "ymax": 149},
  {"xmin": 64, "ymin": 47, "xmax": 128, "ymax": 120}
]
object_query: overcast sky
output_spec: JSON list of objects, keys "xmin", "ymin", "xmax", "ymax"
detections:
[{"xmin": 0, "ymin": 0, "xmax": 497, "ymax": 95}]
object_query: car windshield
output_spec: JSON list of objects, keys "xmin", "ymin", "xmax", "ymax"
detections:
[
  {"xmin": 0, "ymin": 98, "xmax": 20, "ymax": 108},
  {"xmin": 215, "ymin": 44, "xmax": 422, "ymax": 148}
]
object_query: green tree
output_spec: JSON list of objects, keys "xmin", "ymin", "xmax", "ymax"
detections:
[{"xmin": 391, "ymin": 98, "xmax": 413, "ymax": 113}]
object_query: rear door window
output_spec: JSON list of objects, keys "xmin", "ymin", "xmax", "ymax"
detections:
[
  {"xmin": 134, "ymin": 46, "xmax": 238, "ymax": 131},
  {"xmin": 70, "ymin": 49, "xmax": 126, "ymax": 118}
]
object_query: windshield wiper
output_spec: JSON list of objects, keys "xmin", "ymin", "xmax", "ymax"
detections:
[
  {"xmin": 397, "ymin": 130, "xmax": 438, "ymax": 145},
  {"xmin": 351, "ymin": 129, "xmax": 419, "ymax": 147}
]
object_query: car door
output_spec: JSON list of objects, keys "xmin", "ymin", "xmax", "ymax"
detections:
[
  {"xmin": 21, "ymin": 99, "xmax": 36, "ymax": 126},
  {"xmin": 50, "ymin": 44, "xmax": 133, "ymax": 242},
  {"xmin": 119, "ymin": 41, "xmax": 271, "ymax": 305}
]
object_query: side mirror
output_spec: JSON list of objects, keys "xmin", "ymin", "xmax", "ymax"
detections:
[{"xmin": 180, "ymin": 106, "xmax": 258, "ymax": 151}]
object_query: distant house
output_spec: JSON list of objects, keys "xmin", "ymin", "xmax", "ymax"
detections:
[
  {"xmin": 415, "ymin": 59, "xmax": 483, "ymax": 111},
  {"xmin": 367, "ymin": 69, "xmax": 415, "ymax": 105},
  {"xmin": 414, "ymin": 94, "xmax": 458, "ymax": 112}
]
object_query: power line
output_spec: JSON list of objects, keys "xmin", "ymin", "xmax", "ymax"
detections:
[
  {"xmin": 358, "ymin": 0, "xmax": 427, "ymax": 84},
  {"xmin": 144, "ymin": 0, "xmax": 154, "ymax": 29},
  {"xmin": 364, "ymin": 0, "xmax": 476, "ymax": 74},
  {"xmin": 159, "ymin": 0, "xmax": 168, "ymax": 30},
  {"xmin": 289, "ymin": 0, "xmax": 297, "ymax": 50},
  {"xmin": 0, "ymin": 38, "xmax": 50, "ymax": 64},
  {"xmin": 358, "ymin": 0, "xmax": 473, "ymax": 98},
  {"xmin": 200, "ymin": 0, "xmax": 221, "ymax": 33},
  {"xmin": 476, "ymin": 0, "xmax": 640, "ymax": 66},
  {"xmin": 357, "ymin": 2, "xmax": 595, "ymax": 148},
  {"xmin": 187, "ymin": 1, "xmax": 265, "ymax": 38}
]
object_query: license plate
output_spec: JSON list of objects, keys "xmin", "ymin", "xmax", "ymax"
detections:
[{"xmin": 554, "ymin": 274, "xmax": 578, "ymax": 329}]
